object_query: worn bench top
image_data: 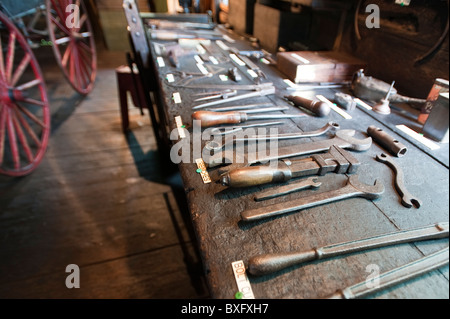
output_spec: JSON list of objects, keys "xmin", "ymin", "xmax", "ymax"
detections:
[{"xmin": 144, "ymin": 25, "xmax": 449, "ymax": 299}]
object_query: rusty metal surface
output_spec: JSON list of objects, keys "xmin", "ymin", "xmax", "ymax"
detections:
[{"xmin": 145, "ymin": 26, "xmax": 449, "ymax": 299}]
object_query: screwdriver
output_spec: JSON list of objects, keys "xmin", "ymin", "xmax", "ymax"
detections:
[{"xmin": 192, "ymin": 109, "xmax": 306, "ymax": 128}]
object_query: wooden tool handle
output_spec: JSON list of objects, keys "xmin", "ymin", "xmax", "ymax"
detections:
[
  {"xmin": 248, "ymin": 250, "xmax": 317, "ymax": 276},
  {"xmin": 220, "ymin": 164, "xmax": 292, "ymax": 188},
  {"xmin": 285, "ymin": 95, "xmax": 331, "ymax": 117},
  {"xmin": 192, "ymin": 111, "xmax": 247, "ymax": 128}
]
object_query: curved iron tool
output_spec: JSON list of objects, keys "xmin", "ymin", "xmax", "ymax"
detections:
[
  {"xmin": 205, "ymin": 122, "xmax": 340, "ymax": 151},
  {"xmin": 376, "ymin": 153, "xmax": 422, "ymax": 209},
  {"xmin": 241, "ymin": 175, "xmax": 384, "ymax": 222}
]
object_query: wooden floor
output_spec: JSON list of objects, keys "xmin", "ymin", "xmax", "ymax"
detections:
[{"xmin": 0, "ymin": 46, "xmax": 210, "ymax": 299}]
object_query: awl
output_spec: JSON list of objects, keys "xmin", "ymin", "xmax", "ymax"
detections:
[
  {"xmin": 192, "ymin": 109, "xmax": 305, "ymax": 128},
  {"xmin": 220, "ymin": 145, "xmax": 360, "ymax": 188}
]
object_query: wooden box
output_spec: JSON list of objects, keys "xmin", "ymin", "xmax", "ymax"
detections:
[{"xmin": 276, "ymin": 51, "xmax": 367, "ymax": 83}]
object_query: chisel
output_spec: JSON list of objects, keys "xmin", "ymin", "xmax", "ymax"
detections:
[{"xmin": 192, "ymin": 109, "xmax": 306, "ymax": 128}]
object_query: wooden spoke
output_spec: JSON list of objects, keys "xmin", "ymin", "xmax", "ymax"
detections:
[
  {"xmin": 0, "ymin": 106, "xmax": 6, "ymax": 165},
  {"xmin": 49, "ymin": 15, "xmax": 71, "ymax": 36},
  {"xmin": 11, "ymin": 53, "xmax": 31, "ymax": 87},
  {"xmin": 61, "ymin": 42, "xmax": 73, "ymax": 68},
  {"xmin": 14, "ymin": 107, "xmax": 42, "ymax": 148},
  {"xmin": 46, "ymin": 0, "xmax": 97, "ymax": 95},
  {"xmin": 15, "ymin": 79, "xmax": 42, "ymax": 91},
  {"xmin": 16, "ymin": 104, "xmax": 47, "ymax": 129},
  {"xmin": 11, "ymin": 112, "xmax": 34, "ymax": 163},
  {"xmin": 6, "ymin": 109, "xmax": 20, "ymax": 170},
  {"xmin": 54, "ymin": 36, "xmax": 71, "ymax": 45},
  {"xmin": 0, "ymin": 11, "xmax": 50, "ymax": 176},
  {"xmin": 5, "ymin": 32, "xmax": 16, "ymax": 83},
  {"xmin": 0, "ymin": 39, "xmax": 5, "ymax": 81}
]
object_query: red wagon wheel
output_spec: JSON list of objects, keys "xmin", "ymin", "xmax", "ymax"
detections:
[
  {"xmin": 46, "ymin": 0, "xmax": 97, "ymax": 95},
  {"xmin": 0, "ymin": 11, "xmax": 51, "ymax": 176}
]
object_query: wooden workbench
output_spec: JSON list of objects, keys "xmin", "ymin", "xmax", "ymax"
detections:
[{"xmin": 144, "ymin": 24, "xmax": 449, "ymax": 299}]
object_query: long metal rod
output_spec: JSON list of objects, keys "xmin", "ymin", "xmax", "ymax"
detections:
[
  {"xmin": 192, "ymin": 86, "xmax": 276, "ymax": 109},
  {"xmin": 326, "ymin": 246, "xmax": 449, "ymax": 299},
  {"xmin": 206, "ymin": 103, "xmax": 274, "ymax": 112},
  {"xmin": 247, "ymin": 222, "xmax": 449, "ymax": 276},
  {"xmin": 210, "ymin": 121, "xmax": 284, "ymax": 136}
]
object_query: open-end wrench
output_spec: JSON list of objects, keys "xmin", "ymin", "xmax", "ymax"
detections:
[
  {"xmin": 247, "ymin": 222, "xmax": 449, "ymax": 276},
  {"xmin": 241, "ymin": 175, "xmax": 384, "ymax": 222},
  {"xmin": 326, "ymin": 246, "xmax": 449, "ymax": 299},
  {"xmin": 208, "ymin": 129, "xmax": 372, "ymax": 168},
  {"xmin": 205, "ymin": 122, "xmax": 340, "ymax": 151},
  {"xmin": 254, "ymin": 177, "xmax": 322, "ymax": 201},
  {"xmin": 376, "ymin": 153, "xmax": 422, "ymax": 209}
]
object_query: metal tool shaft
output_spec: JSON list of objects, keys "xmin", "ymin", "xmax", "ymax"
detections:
[
  {"xmin": 248, "ymin": 222, "xmax": 449, "ymax": 276},
  {"xmin": 254, "ymin": 177, "xmax": 322, "ymax": 201},
  {"xmin": 208, "ymin": 129, "xmax": 372, "ymax": 168},
  {"xmin": 241, "ymin": 175, "xmax": 384, "ymax": 222},
  {"xmin": 220, "ymin": 144, "xmax": 359, "ymax": 188},
  {"xmin": 207, "ymin": 122, "xmax": 339, "ymax": 152},
  {"xmin": 192, "ymin": 110, "xmax": 305, "ymax": 128},
  {"xmin": 192, "ymin": 86, "xmax": 276, "ymax": 109},
  {"xmin": 210, "ymin": 121, "xmax": 284, "ymax": 136},
  {"xmin": 326, "ymin": 246, "xmax": 449, "ymax": 299},
  {"xmin": 206, "ymin": 103, "xmax": 274, "ymax": 112}
]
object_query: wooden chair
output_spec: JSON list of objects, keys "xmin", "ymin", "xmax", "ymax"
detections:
[
  {"xmin": 122, "ymin": 0, "xmax": 172, "ymax": 158},
  {"xmin": 116, "ymin": 63, "xmax": 148, "ymax": 133}
]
